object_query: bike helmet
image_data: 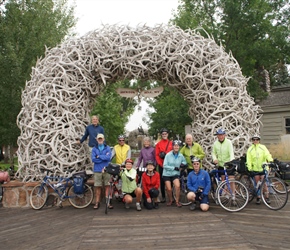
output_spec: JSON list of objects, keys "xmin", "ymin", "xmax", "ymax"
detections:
[
  {"xmin": 160, "ymin": 128, "xmax": 169, "ymax": 134},
  {"xmin": 172, "ymin": 140, "xmax": 183, "ymax": 147},
  {"xmin": 125, "ymin": 158, "xmax": 134, "ymax": 164},
  {"xmin": 191, "ymin": 157, "xmax": 201, "ymax": 163},
  {"xmin": 118, "ymin": 134, "xmax": 125, "ymax": 140},
  {"xmin": 215, "ymin": 128, "xmax": 226, "ymax": 135},
  {"xmin": 252, "ymin": 134, "xmax": 261, "ymax": 140},
  {"xmin": 145, "ymin": 160, "xmax": 156, "ymax": 167}
]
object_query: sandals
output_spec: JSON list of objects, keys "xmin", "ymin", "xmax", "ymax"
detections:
[
  {"xmin": 93, "ymin": 202, "xmax": 100, "ymax": 209},
  {"xmin": 107, "ymin": 204, "xmax": 114, "ymax": 209},
  {"xmin": 176, "ymin": 202, "xmax": 182, "ymax": 208},
  {"xmin": 166, "ymin": 201, "xmax": 173, "ymax": 206}
]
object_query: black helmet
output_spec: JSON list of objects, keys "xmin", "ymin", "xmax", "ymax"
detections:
[
  {"xmin": 172, "ymin": 140, "xmax": 183, "ymax": 147},
  {"xmin": 145, "ymin": 160, "xmax": 156, "ymax": 167},
  {"xmin": 160, "ymin": 128, "xmax": 169, "ymax": 134}
]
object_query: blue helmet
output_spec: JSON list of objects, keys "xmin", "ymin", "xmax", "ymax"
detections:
[{"xmin": 215, "ymin": 128, "xmax": 226, "ymax": 135}]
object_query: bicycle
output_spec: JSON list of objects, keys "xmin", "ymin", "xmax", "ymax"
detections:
[
  {"xmin": 238, "ymin": 163, "xmax": 288, "ymax": 210},
  {"xmin": 104, "ymin": 163, "xmax": 122, "ymax": 214},
  {"xmin": 209, "ymin": 161, "xmax": 249, "ymax": 212},
  {"xmin": 30, "ymin": 167, "xmax": 93, "ymax": 210},
  {"xmin": 172, "ymin": 169, "xmax": 192, "ymax": 206}
]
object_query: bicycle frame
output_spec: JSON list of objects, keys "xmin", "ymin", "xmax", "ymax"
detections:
[{"xmin": 239, "ymin": 163, "xmax": 288, "ymax": 210}]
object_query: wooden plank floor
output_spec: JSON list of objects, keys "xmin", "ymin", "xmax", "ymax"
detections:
[{"xmin": 0, "ymin": 198, "xmax": 289, "ymax": 250}]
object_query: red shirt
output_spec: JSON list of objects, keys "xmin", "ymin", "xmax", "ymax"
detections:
[
  {"xmin": 155, "ymin": 139, "xmax": 172, "ymax": 167},
  {"xmin": 142, "ymin": 171, "xmax": 160, "ymax": 199}
]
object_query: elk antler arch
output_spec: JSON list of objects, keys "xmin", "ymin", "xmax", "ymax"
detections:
[{"xmin": 17, "ymin": 25, "xmax": 261, "ymax": 181}]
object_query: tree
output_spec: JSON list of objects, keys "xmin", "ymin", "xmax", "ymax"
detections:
[
  {"xmin": 147, "ymin": 86, "xmax": 192, "ymax": 141},
  {"xmin": 91, "ymin": 80, "xmax": 136, "ymax": 146},
  {"xmin": 171, "ymin": 0, "xmax": 290, "ymax": 99},
  {"xmin": 0, "ymin": 0, "xmax": 76, "ymax": 163}
]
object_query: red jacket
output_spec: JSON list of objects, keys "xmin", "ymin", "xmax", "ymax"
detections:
[
  {"xmin": 155, "ymin": 139, "xmax": 172, "ymax": 167},
  {"xmin": 142, "ymin": 171, "xmax": 160, "ymax": 199}
]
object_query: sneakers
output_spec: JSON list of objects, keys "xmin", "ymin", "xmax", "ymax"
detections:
[
  {"xmin": 125, "ymin": 203, "xmax": 130, "ymax": 209},
  {"xmin": 265, "ymin": 198, "xmax": 271, "ymax": 204},
  {"xmin": 256, "ymin": 198, "xmax": 261, "ymax": 205},
  {"xmin": 189, "ymin": 203, "xmax": 196, "ymax": 211},
  {"xmin": 136, "ymin": 202, "xmax": 142, "ymax": 211}
]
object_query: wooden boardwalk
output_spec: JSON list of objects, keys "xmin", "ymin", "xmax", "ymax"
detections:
[{"xmin": 0, "ymin": 199, "xmax": 289, "ymax": 250}]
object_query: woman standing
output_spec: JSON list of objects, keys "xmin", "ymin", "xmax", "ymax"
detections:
[{"xmin": 163, "ymin": 140, "xmax": 187, "ymax": 207}]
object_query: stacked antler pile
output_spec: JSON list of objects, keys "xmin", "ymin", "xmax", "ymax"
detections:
[{"xmin": 17, "ymin": 25, "xmax": 261, "ymax": 181}]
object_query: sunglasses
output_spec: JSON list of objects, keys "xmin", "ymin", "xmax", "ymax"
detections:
[
  {"xmin": 119, "ymin": 139, "xmax": 125, "ymax": 142},
  {"xmin": 252, "ymin": 139, "xmax": 260, "ymax": 141}
]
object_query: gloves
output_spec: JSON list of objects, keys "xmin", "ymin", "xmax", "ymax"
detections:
[
  {"xmin": 180, "ymin": 163, "xmax": 188, "ymax": 169},
  {"xmin": 248, "ymin": 171, "xmax": 255, "ymax": 177},
  {"xmin": 174, "ymin": 167, "xmax": 179, "ymax": 171},
  {"xmin": 199, "ymin": 193, "xmax": 204, "ymax": 200}
]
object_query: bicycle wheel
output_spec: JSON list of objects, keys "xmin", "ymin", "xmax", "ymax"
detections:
[
  {"xmin": 261, "ymin": 177, "xmax": 288, "ymax": 210},
  {"xmin": 239, "ymin": 174, "xmax": 255, "ymax": 202},
  {"xmin": 173, "ymin": 183, "xmax": 192, "ymax": 206},
  {"xmin": 68, "ymin": 184, "xmax": 93, "ymax": 209},
  {"xmin": 217, "ymin": 180, "xmax": 249, "ymax": 212},
  {"xmin": 30, "ymin": 184, "xmax": 48, "ymax": 210}
]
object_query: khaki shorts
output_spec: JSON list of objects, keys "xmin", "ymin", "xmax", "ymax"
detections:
[{"xmin": 94, "ymin": 172, "xmax": 110, "ymax": 187}]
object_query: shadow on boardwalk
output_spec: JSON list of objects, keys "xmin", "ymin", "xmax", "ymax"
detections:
[{"xmin": 0, "ymin": 199, "xmax": 289, "ymax": 250}]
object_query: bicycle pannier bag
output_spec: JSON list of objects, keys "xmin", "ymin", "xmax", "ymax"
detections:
[
  {"xmin": 73, "ymin": 176, "xmax": 85, "ymax": 194},
  {"xmin": 106, "ymin": 163, "xmax": 120, "ymax": 176}
]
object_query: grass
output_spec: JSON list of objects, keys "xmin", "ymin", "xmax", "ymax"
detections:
[{"xmin": 268, "ymin": 142, "xmax": 290, "ymax": 161}]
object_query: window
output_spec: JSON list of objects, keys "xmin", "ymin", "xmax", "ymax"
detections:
[{"xmin": 286, "ymin": 118, "xmax": 290, "ymax": 134}]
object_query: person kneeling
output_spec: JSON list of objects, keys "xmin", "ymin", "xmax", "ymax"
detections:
[
  {"xmin": 187, "ymin": 157, "xmax": 211, "ymax": 212},
  {"xmin": 142, "ymin": 161, "xmax": 160, "ymax": 209},
  {"xmin": 120, "ymin": 158, "xmax": 142, "ymax": 211}
]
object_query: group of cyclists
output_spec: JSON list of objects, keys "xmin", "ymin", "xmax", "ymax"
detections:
[{"xmin": 79, "ymin": 115, "xmax": 274, "ymax": 211}]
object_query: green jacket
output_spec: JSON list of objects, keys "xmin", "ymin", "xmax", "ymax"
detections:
[
  {"xmin": 212, "ymin": 138, "xmax": 234, "ymax": 167},
  {"xmin": 180, "ymin": 143, "xmax": 205, "ymax": 169},
  {"xmin": 247, "ymin": 144, "xmax": 273, "ymax": 172},
  {"xmin": 120, "ymin": 168, "xmax": 137, "ymax": 193}
]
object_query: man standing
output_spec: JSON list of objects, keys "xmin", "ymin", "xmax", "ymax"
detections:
[
  {"xmin": 180, "ymin": 133, "xmax": 205, "ymax": 173},
  {"xmin": 212, "ymin": 128, "xmax": 235, "ymax": 180},
  {"xmin": 91, "ymin": 133, "xmax": 112, "ymax": 209},
  {"xmin": 155, "ymin": 128, "xmax": 172, "ymax": 203},
  {"xmin": 78, "ymin": 115, "xmax": 105, "ymax": 148},
  {"xmin": 111, "ymin": 135, "xmax": 131, "ymax": 164}
]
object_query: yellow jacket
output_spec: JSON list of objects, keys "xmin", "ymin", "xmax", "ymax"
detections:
[
  {"xmin": 247, "ymin": 143, "xmax": 273, "ymax": 172},
  {"xmin": 112, "ymin": 144, "xmax": 131, "ymax": 164}
]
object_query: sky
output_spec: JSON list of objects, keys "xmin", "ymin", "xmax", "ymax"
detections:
[{"xmin": 69, "ymin": 0, "xmax": 180, "ymax": 131}]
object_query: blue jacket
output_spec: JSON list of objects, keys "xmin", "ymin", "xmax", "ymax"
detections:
[
  {"xmin": 187, "ymin": 169, "xmax": 211, "ymax": 195},
  {"xmin": 163, "ymin": 151, "xmax": 187, "ymax": 177},
  {"xmin": 80, "ymin": 124, "xmax": 105, "ymax": 147},
  {"xmin": 91, "ymin": 144, "xmax": 111, "ymax": 172}
]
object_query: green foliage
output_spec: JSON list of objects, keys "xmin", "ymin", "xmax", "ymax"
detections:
[
  {"xmin": 0, "ymin": 0, "xmax": 76, "ymax": 150},
  {"xmin": 147, "ymin": 86, "xmax": 192, "ymax": 141},
  {"xmin": 91, "ymin": 81, "xmax": 136, "ymax": 146},
  {"xmin": 171, "ymin": 0, "xmax": 290, "ymax": 98}
]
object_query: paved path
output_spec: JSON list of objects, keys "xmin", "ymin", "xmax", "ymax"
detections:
[{"xmin": 0, "ymin": 198, "xmax": 289, "ymax": 249}]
